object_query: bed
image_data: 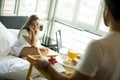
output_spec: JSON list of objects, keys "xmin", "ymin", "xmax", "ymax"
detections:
[{"xmin": 0, "ymin": 16, "xmax": 41, "ymax": 80}]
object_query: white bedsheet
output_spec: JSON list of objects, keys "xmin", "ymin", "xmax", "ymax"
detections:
[
  {"xmin": 0, "ymin": 55, "xmax": 40, "ymax": 80},
  {"xmin": 0, "ymin": 29, "xmax": 45, "ymax": 80},
  {"xmin": 0, "ymin": 55, "xmax": 29, "ymax": 79},
  {"xmin": 0, "ymin": 55, "xmax": 29, "ymax": 73}
]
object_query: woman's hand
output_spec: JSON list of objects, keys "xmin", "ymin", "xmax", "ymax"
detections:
[
  {"xmin": 29, "ymin": 26, "xmax": 37, "ymax": 47},
  {"xmin": 29, "ymin": 23, "xmax": 39, "ymax": 32},
  {"xmin": 29, "ymin": 26, "xmax": 35, "ymax": 33}
]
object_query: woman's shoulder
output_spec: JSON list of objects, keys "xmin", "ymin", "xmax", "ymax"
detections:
[
  {"xmin": 21, "ymin": 29, "xmax": 28, "ymax": 32},
  {"xmin": 19, "ymin": 29, "xmax": 29, "ymax": 36}
]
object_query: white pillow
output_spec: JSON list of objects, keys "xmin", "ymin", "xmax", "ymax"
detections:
[
  {"xmin": 0, "ymin": 22, "xmax": 17, "ymax": 58},
  {"xmin": 8, "ymin": 29, "xmax": 19, "ymax": 38},
  {"xmin": 0, "ymin": 55, "xmax": 29, "ymax": 73}
]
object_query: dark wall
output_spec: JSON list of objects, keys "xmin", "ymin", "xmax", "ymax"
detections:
[{"xmin": 0, "ymin": 16, "xmax": 28, "ymax": 29}]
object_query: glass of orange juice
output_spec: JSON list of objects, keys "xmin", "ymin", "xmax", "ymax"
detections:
[{"xmin": 67, "ymin": 49, "xmax": 78, "ymax": 60}]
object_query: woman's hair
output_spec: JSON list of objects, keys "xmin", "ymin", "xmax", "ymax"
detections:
[
  {"xmin": 18, "ymin": 15, "xmax": 39, "ymax": 38},
  {"xmin": 105, "ymin": 0, "xmax": 120, "ymax": 20}
]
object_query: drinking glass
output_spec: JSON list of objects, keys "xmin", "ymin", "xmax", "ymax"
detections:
[{"xmin": 67, "ymin": 49, "xmax": 78, "ymax": 65}]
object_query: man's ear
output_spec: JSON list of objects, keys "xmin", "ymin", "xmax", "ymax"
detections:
[{"xmin": 103, "ymin": 6, "xmax": 110, "ymax": 27}]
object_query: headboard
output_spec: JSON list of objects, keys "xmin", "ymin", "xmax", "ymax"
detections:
[{"xmin": 0, "ymin": 16, "xmax": 28, "ymax": 29}]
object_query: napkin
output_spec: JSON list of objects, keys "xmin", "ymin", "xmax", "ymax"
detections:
[{"xmin": 53, "ymin": 63, "xmax": 66, "ymax": 73}]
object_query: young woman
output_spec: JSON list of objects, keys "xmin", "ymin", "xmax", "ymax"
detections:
[{"xmin": 12, "ymin": 15, "xmax": 48, "ymax": 58}]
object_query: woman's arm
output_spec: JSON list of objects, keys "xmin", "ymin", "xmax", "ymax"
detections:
[
  {"xmin": 29, "ymin": 29, "xmax": 37, "ymax": 47},
  {"xmin": 23, "ymin": 28, "xmax": 37, "ymax": 47}
]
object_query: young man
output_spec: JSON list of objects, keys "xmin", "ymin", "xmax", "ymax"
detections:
[{"xmin": 35, "ymin": 0, "xmax": 120, "ymax": 80}]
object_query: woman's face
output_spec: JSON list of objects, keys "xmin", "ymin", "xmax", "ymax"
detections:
[{"xmin": 29, "ymin": 19, "xmax": 39, "ymax": 31}]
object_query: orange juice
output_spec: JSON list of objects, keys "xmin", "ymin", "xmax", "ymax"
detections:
[{"xmin": 67, "ymin": 49, "xmax": 78, "ymax": 59}]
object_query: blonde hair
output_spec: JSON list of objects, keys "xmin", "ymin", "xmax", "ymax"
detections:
[{"xmin": 18, "ymin": 15, "xmax": 40, "ymax": 38}]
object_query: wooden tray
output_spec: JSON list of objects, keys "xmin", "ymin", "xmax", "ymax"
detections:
[{"xmin": 26, "ymin": 55, "xmax": 52, "ymax": 80}]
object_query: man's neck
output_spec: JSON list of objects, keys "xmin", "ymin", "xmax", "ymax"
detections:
[{"xmin": 109, "ymin": 20, "xmax": 120, "ymax": 32}]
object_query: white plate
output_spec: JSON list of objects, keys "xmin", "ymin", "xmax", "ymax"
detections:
[{"xmin": 56, "ymin": 56, "xmax": 76, "ymax": 68}]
